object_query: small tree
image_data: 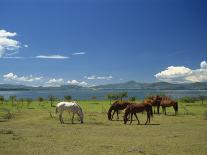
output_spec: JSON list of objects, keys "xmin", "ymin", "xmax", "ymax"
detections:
[
  {"xmin": 0, "ymin": 96, "xmax": 4, "ymax": 104},
  {"xmin": 119, "ymin": 92, "xmax": 128, "ymax": 101},
  {"xmin": 19, "ymin": 98, "xmax": 24, "ymax": 108},
  {"xmin": 129, "ymin": 96, "xmax": 136, "ymax": 102},
  {"xmin": 26, "ymin": 98, "xmax": 32, "ymax": 108},
  {"xmin": 64, "ymin": 95, "xmax": 72, "ymax": 101},
  {"xmin": 107, "ymin": 93, "xmax": 114, "ymax": 105},
  {"xmin": 199, "ymin": 95, "xmax": 206, "ymax": 105},
  {"xmin": 9, "ymin": 96, "xmax": 16, "ymax": 106},
  {"xmin": 48, "ymin": 95, "xmax": 56, "ymax": 107},
  {"xmin": 37, "ymin": 97, "xmax": 44, "ymax": 105}
]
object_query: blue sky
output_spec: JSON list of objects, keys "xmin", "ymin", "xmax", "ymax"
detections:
[{"xmin": 0, "ymin": 0, "xmax": 207, "ymax": 86}]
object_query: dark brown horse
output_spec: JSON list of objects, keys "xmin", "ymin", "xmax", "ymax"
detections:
[
  {"xmin": 108, "ymin": 100, "xmax": 131, "ymax": 120},
  {"xmin": 124, "ymin": 103, "xmax": 153, "ymax": 125},
  {"xmin": 143, "ymin": 95, "xmax": 162, "ymax": 114},
  {"xmin": 160, "ymin": 98, "xmax": 178, "ymax": 115}
]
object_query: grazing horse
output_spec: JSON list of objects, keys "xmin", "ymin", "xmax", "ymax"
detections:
[
  {"xmin": 160, "ymin": 99, "xmax": 178, "ymax": 115},
  {"xmin": 108, "ymin": 100, "xmax": 131, "ymax": 120},
  {"xmin": 124, "ymin": 103, "xmax": 153, "ymax": 125},
  {"xmin": 56, "ymin": 101, "xmax": 84, "ymax": 124},
  {"xmin": 143, "ymin": 95, "xmax": 162, "ymax": 114}
]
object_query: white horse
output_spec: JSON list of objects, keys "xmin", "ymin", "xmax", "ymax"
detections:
[{"xmin": 56, "ymin": 101, "xmax": 84, "ymax": 124}]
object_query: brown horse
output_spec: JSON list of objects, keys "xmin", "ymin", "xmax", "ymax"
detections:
[
  {"xmin": 108, "ymin": 100, "xmax": 131, "ymax": 120},
  {"xmin": 143, "ymin": 95, "xmax": 162, "ymax": 114},
  {"xmin": 124, "ymin": 103, "xmax": 153, "ymax": 125},
  {"xmin": 160, "ymin": 98, "xmax": 178, "ymax": 115}
]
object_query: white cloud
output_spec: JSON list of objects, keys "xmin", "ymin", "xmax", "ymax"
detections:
[
  {"xmin": 3, "ymin": 72, "xmax": 42, "ymax": 82},
  {"xmin": 2, "ymin": 56, "xmax": 23, "ymax": 59},
  {"xmin": 24, "ymin": 44, "xmax": 28, "ymax": 48},
  {"xmin": 67, "ymin": 80, "xmax": 88, "ymax": 86},
  {"xmin": 0, "ymin": 29, "xmax": 21, "ymax": 58},
  {"xmin": 36, "ymin": 55, "xmax": 69, "ymax": 59},
  {"xmin": 200, "ymin": 61, "xmax": 207, "ymax": 69},
  {"xmin": 85, "ymin": 75, "xmax": 113, "ymax": 80},
  {"xmin": 155, "ymin": 60, "xmax": 207, "ymax": 83},
  {"xmin": 45, "ymin": 78, "xmax": 64, "ymax": 87},
  {"xmin": 72, "ymin": 52, "xmax": 85, "ymax": 55}
]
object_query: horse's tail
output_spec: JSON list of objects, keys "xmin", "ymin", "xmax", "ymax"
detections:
[{"xmin": 107, "ymin": 105, "xmax": 114, "ymax": 120}]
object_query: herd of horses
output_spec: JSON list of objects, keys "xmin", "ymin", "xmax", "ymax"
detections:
[
  {"xmin": 55, "ymin": 95, "xmax": 178, "ymax": 124},
  {"xmin": 108, "ymin": 95, "xmax": 178, "ymax": 125}
]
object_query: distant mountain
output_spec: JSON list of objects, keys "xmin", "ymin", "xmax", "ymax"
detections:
[
  {"xmin": 92, "ymin": 81, "xmax": 207, "ymax": 90},
  {"xmin": 0, "ymin": 81, "xmax": 207, "ymax": 91},
  {"xmin": 0, "ymin": 84, "xmax": 85, "ymax": 91}
]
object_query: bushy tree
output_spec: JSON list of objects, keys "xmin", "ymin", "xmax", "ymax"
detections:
[
  {"xmin": 26, "ymin": 98, "xmax": 32, "ymax": 108},
  {"xmin": 198, "ymin": 95, "xmax": 206, "ymax": 105},
  {"xmin": 118, "ymin": 92, "xmax": 128, "ymax": 101},
  {"xmin": 9, "ymin": 96, "xmax": 16, "ymax": 106},
  {"xmin": 48, "ymin": 95, "xmax": 56, "ymax": 107},
  {"xmin": 64, "ymin": 95, "xmax": 72, "ymax": 101},
  {"xmin": 0, "ymin": 96, "xmax": 4, "ymax": 104},
  {"xmin": 129, "ymin": 96, "xmax": 136, "ymax": 102},
  {"xmin": 37, "ymin": 97, "xmax": 44, "ymax": 105}
]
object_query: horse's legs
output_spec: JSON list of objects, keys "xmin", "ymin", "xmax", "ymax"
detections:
[
  {"xmin": 59, "ymin": 114, "xmax": 62, "ymax": 124},
  {"xmin": 111, "ymin": 110, "xmax": 116, "ymax": 120},
  {"xmin": 162, "ymin": 106, "xmax": 164, "ymax": 115},
  {"xmin": 116, "ymin": 110, "xmax": 119, "ymax": 120},
  {"xmin": 164, "ymin": 107, "xmax": 166, "ymax": 115},
  {"xmin": 157, "ymin": 105, "xmax": 160, "ymax": 115},
  {"xmin": 145, "ymin": 112, "xmax": 149, "ymax": 125},
  {"xmin": 134, "ymin": 113, "xmax": 140, "ymax": 125},
  {"xmin": 173, "ymin": 106, "xmax": 177, "ymax": 115},
  {"xmin": 71, "ymin": 113, "xmax": 75, "ymax": 124},
  {"xmin": 130, "ymin": 113, "xmax": 133, "ymax": 124},
  {"xmin": 148, "ymin": 111, "xmax": 151, "ymax": 123},
  {"xmin": 59, "ymin": 112, "xmax": 64, "ymax": 124}
]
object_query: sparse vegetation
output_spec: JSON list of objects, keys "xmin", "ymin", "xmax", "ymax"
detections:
[
  {"xmin": 0, "ymin": 97, "xmax": 207, "ymax": 154},
  {"xmin": 64, "ymin": 95, "xmax": 72, "ymax": 101}
]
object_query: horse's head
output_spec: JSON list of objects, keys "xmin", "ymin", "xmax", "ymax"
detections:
[
  {"xmin": 124, "ymin": 106, "xmax": 131, "ymax": 124},
  {"xmin": 78, "ymin": 108, "xmax": 84, "ymax": 124}
]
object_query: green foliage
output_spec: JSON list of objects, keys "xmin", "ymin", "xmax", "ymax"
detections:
[
  {"xmin": 0, "ymin": 96, "xmax": 4, "ymax": 104},
  {"xmin": 106, "ymin": 92, "xmax": 128, "ymax": 102},
  {"xmin": 26, "ymin": 98, "xmax": 32, "ymax": 108},
  {"xmin": 9, "ymin": 96, "xmax": 17, "ymax": 106},
  {"xmin": 180, "ymin": 96, "xmax": 198, "ymax": 103},
  {"xmin": 37, "ymin": 97, "xmax": 44, "ymax": 105},
  {"xmin": 64, "ymin": 95, "xmax": 72, "ymax": 101},
  {"xmin": 129, "ymin": 96, "xmax": 136, "ymax": 101},
  {"xmin": 48, "ymin": 95, "xmax": 56, "ymax": 107}
]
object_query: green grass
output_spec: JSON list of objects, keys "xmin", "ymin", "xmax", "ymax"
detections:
[{"xmin": 0, "ymin": 100, "xmax": 207, "ymax": 155}]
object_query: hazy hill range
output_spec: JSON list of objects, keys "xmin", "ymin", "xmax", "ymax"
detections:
[
  {"xmin": 92, "ymin": 81, "xmax": 207, "ymax": 90},
  {"xmin": 0, "ymin": 81, "xmax": 207, "ymax": 90}
]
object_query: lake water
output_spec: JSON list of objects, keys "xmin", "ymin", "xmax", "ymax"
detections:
[{"xmin": 0, "ymin": 89, "xmax": 207, "ymax": 100}]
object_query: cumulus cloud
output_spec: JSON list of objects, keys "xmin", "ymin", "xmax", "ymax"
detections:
[
  {"xmin": 200, "ymin": 61, "xmax": 207, "ymax": 69},
  {"xmin": 67, "ymin": 80, "xmax": 88, "ymax": 86},
  {"xmin": 36, "ymin": 55, "xmax": 69, "ymax": 59},
  {"xmin": 155, "ymin": 60, "xmax": 207, "ymax": 83},
  {"xmin": 3, "ymin": 73, "xmax": 42, "ymax": 82},
  {"xmin": 45, "ymin": 78, "xmax": 64, "ymax": 87},
  {"xmin": 85, "ymin": 75, "xmax": 113, "ymax": 80},
  {"xmin": 0, "ymin": 29, "xmax": 21, "ymax": 57},
  {"xmin": 72, "ymin": 52, "xmax": 85, "ymax": 55}
]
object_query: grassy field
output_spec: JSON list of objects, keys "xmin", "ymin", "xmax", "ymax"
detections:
[{"xmin": 0, "ymin": 100, "xmax": 207, "ymax": 155}]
